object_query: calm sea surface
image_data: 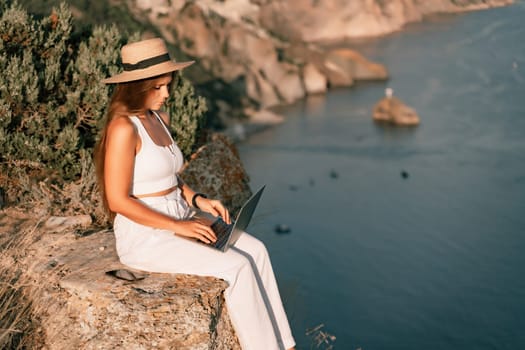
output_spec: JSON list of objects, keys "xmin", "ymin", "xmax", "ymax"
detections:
[{"xmin": 237, "ymin": 3, "xmax": 525, "ymax": 349}]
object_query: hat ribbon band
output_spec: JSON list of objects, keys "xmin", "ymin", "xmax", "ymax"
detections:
[{"xmin": 122, "ymin": 53, "xmax": 171, "ymax": 72}]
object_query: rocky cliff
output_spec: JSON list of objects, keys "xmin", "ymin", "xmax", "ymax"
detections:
[
  {"xmin": 124, "ymin": 0, "xmax": 511, "ymax": 124},
  {"xmin": 125, "ymin": 0, "xmax": 390, "ymax": 123},
  {"xmin": 255, "ymin": 0, "xmax": 514, "ymax": 42}
]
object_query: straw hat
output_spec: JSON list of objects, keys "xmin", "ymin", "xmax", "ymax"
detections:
[{"xmin": 102, "ymin": 38, "xmax": 194, "ymax": 84}]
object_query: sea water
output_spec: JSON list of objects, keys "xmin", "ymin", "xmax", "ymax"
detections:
[{"xmin": 238, "ymin": 3, "xmax": 525, "ymax": 349}]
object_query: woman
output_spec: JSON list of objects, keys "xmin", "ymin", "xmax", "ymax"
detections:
[{"xmin": 94, "ymin": 38, "xmax": 296, "ymax": 350}]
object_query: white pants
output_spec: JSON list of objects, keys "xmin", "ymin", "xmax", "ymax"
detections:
[{"xmin": 113, "ymin": 189, "xmax": 295, "ymax": 350}]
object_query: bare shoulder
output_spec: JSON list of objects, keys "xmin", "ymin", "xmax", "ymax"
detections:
[
  {"xmin": 108, "ymin": 116, "xmax": 136, "ymax": 136},
  {"xmin": 107, "ymin": 116, "xmax": 138, "ymax": 143}
]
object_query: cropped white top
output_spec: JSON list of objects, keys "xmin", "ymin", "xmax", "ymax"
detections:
[{"xmin": 128, "ymin": 113, "xmax": 183, "ymax": 196}]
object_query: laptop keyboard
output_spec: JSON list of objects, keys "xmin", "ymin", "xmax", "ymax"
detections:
[{"xmin": 211, "ymin": 217, "xmax": 233, "ymax": 249}]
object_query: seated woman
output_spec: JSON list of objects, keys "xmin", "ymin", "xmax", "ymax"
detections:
[{"xmin": 94, "ymin": 37, "xmax": 296, "ymax": 350}]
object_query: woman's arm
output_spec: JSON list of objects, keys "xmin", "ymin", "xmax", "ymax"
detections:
[
  {"xmin": 104, "ymin": 116, "xmax": 217, "ymax": 243},
  {"xmin": 177, "ymin": 176, "xmax": 231, "ymax": 224}
]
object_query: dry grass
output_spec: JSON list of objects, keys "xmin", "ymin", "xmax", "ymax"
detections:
[
  {"xmin": 0, "ymin": 210, "xmax": 45, "ymax": 349},
  {"xmin": 2, "ymin": 154, "xmax": 109, "ymax": 227}
]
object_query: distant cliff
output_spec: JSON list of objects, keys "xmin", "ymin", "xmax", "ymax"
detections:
[
  {"xmin": 254, "ymin": 0, "xmax": 514, "ymax": 41},
  {"xmin": 122, "ymin": 0, "xmax": 512, "ymax": 126},
  {"xmin": 129, "ymin": 0, "xmax": 514, "ymax": 42}
]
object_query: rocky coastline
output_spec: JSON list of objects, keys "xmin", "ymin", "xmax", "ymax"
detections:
[{"xmin": 126, "ymin": 0, "xmax": 512, "ymax": 131}]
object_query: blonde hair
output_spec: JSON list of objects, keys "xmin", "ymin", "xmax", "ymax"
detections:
[{"xmin": 94, "ymin": 73, "xmax": 173, "ymax": 218}]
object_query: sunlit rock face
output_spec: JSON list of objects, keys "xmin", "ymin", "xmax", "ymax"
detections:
[
  {"xmin": 26, "ymin": 229, "xmax": 241, "ymax": 349},
  {"xmin": 126, "ymin": 0, "xmax": 511, "ymax": 120},
  {"xmin": 256, "ymin": 0, "xmax": 514, "ymax": 41},
  {"xmin": 127, "ymin": 0, "xmax": 510, "ymax": 111},
  {"xmin": 133, "ymin": 0, "xmax": 513, "ymax": 42},
  {"xmin": 127, "ymin": 0, "xmax": 391, "ymax": 109}
]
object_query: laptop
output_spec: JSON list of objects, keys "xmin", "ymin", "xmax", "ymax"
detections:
[{"xmin": 197, "ymin": 185, "xmax": 265, "ymax": 252}]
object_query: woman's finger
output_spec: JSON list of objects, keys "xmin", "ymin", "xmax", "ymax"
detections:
[
  {"xmin": 213, "ymin": 200, "xmax": 231, "ymax": 224},
  {"xmin": 196, "ymin": 223, "xmax": 216, "ymax": 242},
  {"xmin": 222, "ymin": 206, "xmax": 231, "ymax": 224},
  {"xmin": 210, "ymin": 200, "xmax": 222, "ymax": 217},
  {"xmin": 197, "ymin": 233, "xmax": 212, "ymax": 244}
]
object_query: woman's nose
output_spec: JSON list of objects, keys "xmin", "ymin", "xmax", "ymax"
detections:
[{"xmin": 161, "ymin": 86, "xmax": 170, "ymax": 98}]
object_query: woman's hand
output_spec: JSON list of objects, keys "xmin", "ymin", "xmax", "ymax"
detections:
[
  {"xmin": 173, "ymin": 218, "xmax": 217, "ymax": 244},
  {"xmin": 196, "ymin": 197, "xmax": 231, "ymax": 224}
]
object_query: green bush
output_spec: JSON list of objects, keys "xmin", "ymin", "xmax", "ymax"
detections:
[{"xmin": 0, "ymin": 1, "xmax": 207, "ymax": 222}]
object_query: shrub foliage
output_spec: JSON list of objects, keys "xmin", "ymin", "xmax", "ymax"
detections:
[{"xmin": 0, "ymin": 1, "xmax": 206, "ymax": 221}]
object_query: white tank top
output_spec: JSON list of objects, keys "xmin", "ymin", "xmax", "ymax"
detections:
[{"xmin": 128, "ymin": 112, "xmax": 183, "ymax": 196}]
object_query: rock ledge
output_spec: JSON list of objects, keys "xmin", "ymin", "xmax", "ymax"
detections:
[{"xmin": 23, "ymin": 227, "xmax": 241, "ymax": 349}]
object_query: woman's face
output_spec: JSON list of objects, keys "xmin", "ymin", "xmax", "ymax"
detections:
[{"xmin": 144, "ymin": 74, "xmax": 172, "ymax": 111}]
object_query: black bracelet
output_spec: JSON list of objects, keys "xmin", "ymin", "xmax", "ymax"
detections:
[{"xmin": 192, "ymin": 193, "xmax": 208, "ymax": 209}]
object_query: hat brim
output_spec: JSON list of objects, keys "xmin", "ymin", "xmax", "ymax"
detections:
[{"xmin": 102, "ymin": 60, "xmax": 194, "ymax": 84}]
